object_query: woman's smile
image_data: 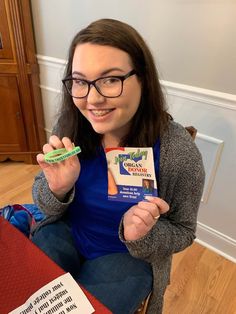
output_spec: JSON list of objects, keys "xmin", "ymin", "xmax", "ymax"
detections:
[{"xmin": 89, "ymin": 108, "xmax": 115, "ymax": 117}]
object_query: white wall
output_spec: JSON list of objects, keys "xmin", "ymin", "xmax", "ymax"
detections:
[
  {"xmin": 31, "ymin": 0, "xmax": 236, "ymax": 261},
  {"xmin": 31, "ymin": 0, "xmax": 236, "ymax": 94}
]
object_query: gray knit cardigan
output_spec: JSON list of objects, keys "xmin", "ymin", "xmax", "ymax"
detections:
[{"xmin": 32, "ymin": 121, "xmax": 205, "ymax": 313}]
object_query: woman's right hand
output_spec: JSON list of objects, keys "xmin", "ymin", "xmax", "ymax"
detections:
[{"xmin": 36, "ymin": 135, "xmax": 81, "ymax": 201}]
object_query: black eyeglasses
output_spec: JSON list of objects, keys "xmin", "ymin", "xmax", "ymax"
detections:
[{"xmin": 62, "ymin": 69, "xmax": 137, "ymax": 98}]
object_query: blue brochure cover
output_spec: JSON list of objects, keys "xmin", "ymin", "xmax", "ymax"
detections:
[{"xmin": 105, "ymin": 147, "xmax": 158, "ymax": 203}]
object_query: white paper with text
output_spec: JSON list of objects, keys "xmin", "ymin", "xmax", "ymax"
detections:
[{"xmin": 9, "ymin": 273, "xmax": 95, "ymax": 314}]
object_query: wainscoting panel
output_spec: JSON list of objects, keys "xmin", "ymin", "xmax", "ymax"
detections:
[{"xmin": 195, "ymin": 133, "xmax": 224, "ymax": 203}]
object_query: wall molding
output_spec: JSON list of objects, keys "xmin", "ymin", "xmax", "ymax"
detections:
[
  {"xmin": 196, "ymin": 222, "xmax": 236, "ymax": 263},
  {"xmin": 195, "ymin": 133, "xmax": 224, "ymax": 204},
  {"xmin": 37, "ymin": 54, "xmax": 67, "ymax": 68},
  {"xmin": 40, "ymin": 84, "xmax": 61, "ymax": 94},
  {"xmin": 161, "ymin": 80, "xmax": 236, "ymax": 111}
]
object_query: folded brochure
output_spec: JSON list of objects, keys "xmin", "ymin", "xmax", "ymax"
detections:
[{"xmin": 105, "ymin": 147, "xmax": 157, "ymax": 202}]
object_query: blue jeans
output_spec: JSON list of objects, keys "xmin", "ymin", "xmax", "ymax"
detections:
[{"xmin": 32, "ymin": 220, "xmax": 153, "ymax": 314}]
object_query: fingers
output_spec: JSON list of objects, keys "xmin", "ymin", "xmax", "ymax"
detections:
[
  {"xmin": 133, "ymin": 206, "xmax": 157, "ymax": 227},
  {"xmin": 42, "ymin": 136, "xmax": 74, "ymax": 155},
  {"xmin": 42, "ymin": 143, "xmax": 54, "ymax": 154},
  {"xmin": 137, "ymin": 201, "xmax": 160, "ymax": 221},
  {"xmin": 49, "ymin": 135, "xmax": 64, "ymax": 149},
  {"xmin": 123, "ymin": 197, "xmax": 169, "ymax": 241},
  {"xmin": 42, "ymin": 135, "xmax": 62, "ymax": 155},
  {"xmin": 36, "ymin": 153, "xmax": 45, "ymax": 163},
  {"xmin": 43, "ymin": 136, "xmax": 73, "ymax": 152},
  {"xmin": 39, "ymin": 136, "xmax": 76, "ymax": 168},
  {"xmin": 61, "ymin": 137, "xmax": 74, "ymax": 151},
  {"xmin": 132, "ymin": 197, "xmax": 170, "ymax": 227},
  {"xmin": 144, "ymin": 196, "xmax": 169, "ymax": 214},
  {"xmin": 130, "ymin": 214, "xmax": 150, "ymax": 231},
  {"xmin": 123, "ymin": 203, "xmax": 158, "ymax": 241},
  {"xmin": 36, "ymin": 153, "xmax": 50, "ymax": 169}
]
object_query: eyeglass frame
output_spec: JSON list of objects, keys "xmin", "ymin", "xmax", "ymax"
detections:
[{"xmin": 62, "ymin": 69, "xmax": 137, "ymax": 99}]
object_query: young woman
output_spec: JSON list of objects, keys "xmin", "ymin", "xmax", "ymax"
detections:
[{"xmin": 32, "ymin": 19, "xmax": 205, "ymax": 314}]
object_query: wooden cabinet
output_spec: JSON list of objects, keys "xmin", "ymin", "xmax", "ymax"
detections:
[{"xmin": 0, "ymin": 0, "xmax": 46, "ymax": 163}]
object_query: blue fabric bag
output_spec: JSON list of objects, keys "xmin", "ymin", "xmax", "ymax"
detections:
[{"xmin": 0, "ymin": 204, "xmax": 44, "ymax": 237}]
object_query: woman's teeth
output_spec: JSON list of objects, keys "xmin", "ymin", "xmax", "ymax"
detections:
[{"xmin": 92, "ymin": 109, "xmax": 113, "ymax": 117}]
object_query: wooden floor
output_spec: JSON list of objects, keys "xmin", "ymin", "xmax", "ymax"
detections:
[
  {"xmin": 1, "ymin": 161, "xmax": 236, "ymax": 313},
  {"xmin": 0, "ymin": 161, "xmax": 40, "ymax": 207}
]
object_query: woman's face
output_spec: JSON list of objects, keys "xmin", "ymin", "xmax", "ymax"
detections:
[{"xmin": 71, "ymin": 43, "xmax": 142, "ymax": 144}]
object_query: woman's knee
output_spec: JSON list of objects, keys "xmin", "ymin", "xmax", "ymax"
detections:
[
  {"xmin": 77, "ymin": 253, "xmax": 152, "ymax": 314},
  {"xmin": 32, "ymin": 221, "xmax": 81, "ymax": 276}
]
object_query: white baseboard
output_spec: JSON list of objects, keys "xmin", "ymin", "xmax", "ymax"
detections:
[{"xmin": 196, "ymin": 222, "xmax": 236, "ymax": 263}]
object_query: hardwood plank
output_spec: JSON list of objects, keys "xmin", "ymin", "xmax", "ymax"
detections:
[
  {"xmin": 216, "ymin": 267, "xmax": 236, "ymax": 314},
  {"xmin": 163, "ymin": 242, "xmax": 206, "ymax": 313},
  {"xmin": 0, "ymin": 161, "xmax": 39, "ymax": 207},
  {"xmin": 163, "ymin": 244, "xmax": 236, "ymax": 314}
]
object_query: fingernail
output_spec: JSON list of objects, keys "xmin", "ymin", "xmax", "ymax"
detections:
[{"xmin": 145, "ymin": 196, "xmax": 154, "ymax": 201}]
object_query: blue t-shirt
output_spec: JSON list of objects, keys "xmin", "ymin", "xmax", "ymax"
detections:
[{"xmin": 69, "ymin": 140, "xmax": 160, "ymax": 259}]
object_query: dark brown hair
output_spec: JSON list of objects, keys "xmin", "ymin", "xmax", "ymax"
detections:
[{"xmin": 55, "ymin": 18, "xmax": 171, "ymax": 158}]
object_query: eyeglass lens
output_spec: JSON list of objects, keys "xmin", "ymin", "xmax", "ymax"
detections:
[{"xmin": 65, "ymin": 76, "xmax": 123, "ymax": 98}]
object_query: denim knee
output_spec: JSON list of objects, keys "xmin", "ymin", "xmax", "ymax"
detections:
[{"xmin": 32, "ymin": 220, "xmax": 82, "ymax": 277}]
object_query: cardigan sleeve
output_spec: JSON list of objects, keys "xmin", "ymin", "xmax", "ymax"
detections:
[
  {"xmin": 32, "ymin": 171, "xmax": 75, "ymax": 217},
  {"xmin": 119, "ymin": 123, "xmax": 205, "ymax": 263}
]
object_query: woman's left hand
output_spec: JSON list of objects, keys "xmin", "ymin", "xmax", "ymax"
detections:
[{"xmin": 123, "ymin": 196, "xmax": 169, "ymax": 241}]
